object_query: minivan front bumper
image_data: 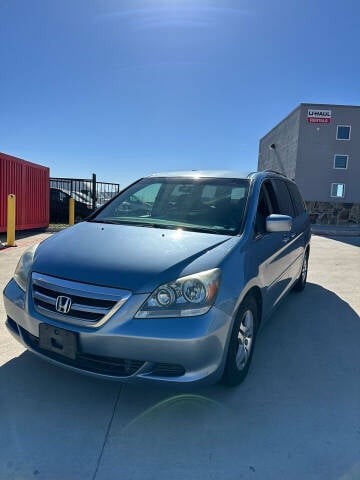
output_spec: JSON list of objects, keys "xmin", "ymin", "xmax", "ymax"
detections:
[{"xmin": 3, "ymin": 278, "xmax": 233, "ymax": 385}]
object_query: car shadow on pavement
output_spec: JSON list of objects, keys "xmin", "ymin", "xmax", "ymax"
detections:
[{"xmin": 0, "ymin": 282, "xmax": 359, "ymax": 480}]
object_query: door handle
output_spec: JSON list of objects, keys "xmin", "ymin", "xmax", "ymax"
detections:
[{"xmin": 282, "ymin": 232, "xmax": 297, "ymax": 242}]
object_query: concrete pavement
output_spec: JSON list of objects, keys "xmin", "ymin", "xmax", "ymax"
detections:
[{"xmin": 0, "ymin": 234, "xmax": 359, "ymax": 480}]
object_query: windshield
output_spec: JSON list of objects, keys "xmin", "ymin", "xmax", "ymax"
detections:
[{"xmin": 90, "ymin": 177, "xmax": 249, "ymax": 235}]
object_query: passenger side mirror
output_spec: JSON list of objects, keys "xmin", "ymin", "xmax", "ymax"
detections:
[{"xmin": 266, "ymin": 214, "xmax": 292, "ymax": 233}]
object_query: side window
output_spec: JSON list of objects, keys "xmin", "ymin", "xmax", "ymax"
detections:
[
  {"xmin": 111, "ymin": 183, "xmax": 162, "ymax": 216},
  {"xmin": 331, "ymin": 183, "xmax": 345, "ymax": 198},
  {"xmin": 132, "ymin": 183, "xmax": 162, "ymax": 204},
  {"xmin": 336, "ymin": 125, "xmax": 351, "ymax": 140},
  {"xmin": 201, "ymin": 185, "xmax": 217, "ymax": 201},
  {"xmin": 230, "ymin": 187, "xmax": 246, "ymax": 200},
  {"xmin": 286, "ymin": 182, "xmax": 306, "ymax": 216},
  {"xmin": 254, "ymin": 183, "xmax": 273, "ymax": 236},
  {"xmin": 271, "ymin": 180, "xmax": 295, "ymax": 217}
]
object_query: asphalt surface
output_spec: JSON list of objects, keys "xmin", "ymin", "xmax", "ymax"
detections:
[{"xmin": 0, "ymin": 233, "xmax": 359, "ymax": 480}]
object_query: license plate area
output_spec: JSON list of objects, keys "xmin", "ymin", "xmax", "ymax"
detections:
[{"xmin": 39, "ymin": 324, "xmax": 77, "ymax": 360}]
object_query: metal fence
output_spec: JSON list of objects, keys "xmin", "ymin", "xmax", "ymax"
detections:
[{"xmin": 49, "ymin": 174, "xmax": 120, "ymax": 224}]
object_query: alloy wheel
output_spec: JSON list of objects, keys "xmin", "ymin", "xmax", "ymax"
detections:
[
  {"xmin": 301, "ymin": 255, "xmax": 308, "ymax": 282},
  {"xmin": 236, "ymin": 309, "xmax": 254, "ymax": 371}
]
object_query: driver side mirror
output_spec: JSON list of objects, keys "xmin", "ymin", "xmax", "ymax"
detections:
[{"xmin": 266, "ymin": 214, "xmax": 292, "ymax": 233}]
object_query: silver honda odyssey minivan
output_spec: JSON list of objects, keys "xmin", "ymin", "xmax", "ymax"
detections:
[{"xmin": 3, "ymin": 170, "xmax": 311, "ymax": 386}]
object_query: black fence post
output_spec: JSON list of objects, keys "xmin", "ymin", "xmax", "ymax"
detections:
[{"xmin": 92, "ymin": 173, "xmax": 97, "ymax": 210}]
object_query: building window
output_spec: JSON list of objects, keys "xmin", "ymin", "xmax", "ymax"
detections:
[
  {"xmin": 330, "ymin": 183, "xmax": 345, "ymax": 198},
  {"xmin": 336, "ymin": 125, "xmax": 351, "ymax": 140},
  {"xmin": 334, "ymin": 154, "xmax": 348, "ymax": 169}
]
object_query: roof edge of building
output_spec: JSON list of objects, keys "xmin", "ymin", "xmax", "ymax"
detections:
[
  {"xmin": 300, "ymin": 102, "xmax": 360, "ymax": 109},
  {"xmin": 260, "ymin": 102, "xmax": 360, "ymax": 143},
  {"xmin": 259, "ymin": 104, "xmax": 301, "ymax": 143}
]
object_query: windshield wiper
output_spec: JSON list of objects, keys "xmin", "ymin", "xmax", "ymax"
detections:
[
  {"xmin": 88, "ymin": 219, "xmax": 230, "ymax": 234},
  {"xmin": 120, "ymin": 222, "xmax": 176, "ymax": 229},
  {"xmin": 88, "ymin": 219, "xmax": 160, "ymax": 227},
  {"xmin": 87, "ymin": 219, "xmax": 121, "ymax": 225}
]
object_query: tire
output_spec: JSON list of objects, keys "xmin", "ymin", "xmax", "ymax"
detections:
[
  {"xmin": 293, "ymin": 251, "xmax": 309, "ymax": 292},
  {"xmin": 222, "ymin": 295, "xmax": 259, "ymax": 387}
]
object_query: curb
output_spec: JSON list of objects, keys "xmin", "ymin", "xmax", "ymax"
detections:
[
  {"xmin": 311, "ymin": 226, "xmax": 360, "ymax": 237},
  {"xmin": 45, "ymin": 226, "xmax": 68, "ymax": 233}
]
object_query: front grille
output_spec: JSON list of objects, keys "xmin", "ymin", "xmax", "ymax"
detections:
[
  {"xmin": 21, "ymin": 327, "xmax": 145, "ymax": 377},
  {"xmin": 32, "ymin": 272, "xmax": 131, "ymax": 327}
]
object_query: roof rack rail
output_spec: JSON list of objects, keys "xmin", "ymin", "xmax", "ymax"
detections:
[{"xmin": 263, "ymin": 169, "xmax": 288, "ymax": 177}]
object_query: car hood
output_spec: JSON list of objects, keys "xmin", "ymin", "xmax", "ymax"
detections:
[{"xmin": 32, "ymin": 222, "xmax": 233, "ymax": 292}]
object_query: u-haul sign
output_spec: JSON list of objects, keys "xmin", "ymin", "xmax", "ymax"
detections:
[{"xmin": 307, "ymin": 109, "xmax": 331, "ymax": 124}]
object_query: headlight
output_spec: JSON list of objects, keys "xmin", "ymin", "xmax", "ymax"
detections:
[
  {"xmin": 135, "ymin": 268, "xmax": 221, "ymax": 318},
  {"xmin": 13, "ymin": 244, "xmax": 38, "ymax": 291}
]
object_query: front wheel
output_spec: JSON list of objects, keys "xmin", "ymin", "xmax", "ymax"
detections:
[
  {"xmin": 293, "ymin": 251, "xmax": 309, "ymax": 292},
  {"xmin": 222, "ymin": 295, "xmax": 259, "ymax": 387}
]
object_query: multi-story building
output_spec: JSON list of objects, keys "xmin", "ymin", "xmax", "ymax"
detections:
[{"xmin": 258, "ymin": 103, "xmax": 360, "ymax": 225}]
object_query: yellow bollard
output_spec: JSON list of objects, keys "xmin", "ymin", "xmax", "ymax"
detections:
[
  {"xmin": 7, "ymin": 194, "xmax": 16, "ymax": 247},
  {"xmin": 69, "ymin": 198, "xmax": 75, "ymax": 226}
]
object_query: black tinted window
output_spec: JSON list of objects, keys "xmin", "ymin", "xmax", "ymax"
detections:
[
  {"xmin": 286, "ymin": 182, "xmax": 306, "ymax": 216},
  {"xmin": 271, "ymin": 180, "xmax": 295, "ymax": 217},
  {"xmin": 255, "ymin": 182, "xmax": 273, "ymax": 235}
]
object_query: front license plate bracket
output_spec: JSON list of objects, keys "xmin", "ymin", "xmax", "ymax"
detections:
[{"xmin": 39, "ymin": 324, "xmax": 77, "ymax": 360}]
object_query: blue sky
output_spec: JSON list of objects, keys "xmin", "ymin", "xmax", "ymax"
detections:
[{"xmin": 1, "ymin": 0, "xmax": 360, "ymax": 188}]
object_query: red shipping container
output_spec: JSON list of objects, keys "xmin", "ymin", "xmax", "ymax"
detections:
[{"xmin": 0, "ymin": 152, "xmax": 49, "ymax": 233}]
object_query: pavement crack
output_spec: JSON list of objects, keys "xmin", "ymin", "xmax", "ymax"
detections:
[{"xmin": 92, "ymin": 385, "xmax": 123, "ymax": 480}]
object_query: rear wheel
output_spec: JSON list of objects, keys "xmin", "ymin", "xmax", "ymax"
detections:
[
  {"xmin": 222, "ymin": 295, "xmax": 259, "ymax": 387},
  {"xmin": 293, "ymin": 251, "xmax": 309, "ymax": 292}
]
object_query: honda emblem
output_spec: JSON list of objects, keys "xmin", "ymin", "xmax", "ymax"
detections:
[{"xmin": 55, "ymin": 296, "xmax": 72, "ymax": 314}]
